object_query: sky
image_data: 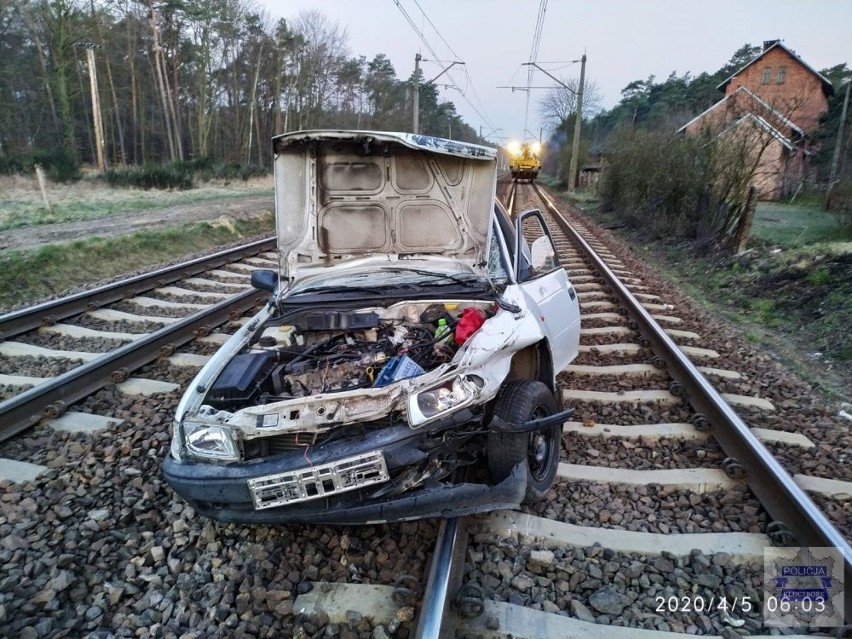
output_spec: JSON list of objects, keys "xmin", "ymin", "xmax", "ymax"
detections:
[{"xmin": 258, "ymin": 0, "xmax": 852, "ymax": 146}]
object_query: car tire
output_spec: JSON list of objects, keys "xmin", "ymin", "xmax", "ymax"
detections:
[{"xmin": 486, "ymin": 380, "xmax": 561, "ymax": 503}]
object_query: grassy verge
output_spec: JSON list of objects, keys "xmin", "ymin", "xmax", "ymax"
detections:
[
  {"xmin": 0, "ymin": 212, "xmax": 275, "ymax": 311},
  {"xmin": 0, "ymin": 175, "xmax": 273, "ymax": 231},
  {"xmin": 752, "ymin": 199, "xmax": 851, "ymax": 246},
  {"xmin": 557, "ymin": 189, "xmax": 852, "ymax": 399}
]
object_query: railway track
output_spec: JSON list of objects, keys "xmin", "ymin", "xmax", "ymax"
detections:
[
  {"xmin": 0, "ymin": 239, "xmax": 275, "ymax": 443},
  {"xmin": 410, "ymin": 179, "xmax": 852, "ymax": 638},
  {"xmin": 1, "ymin": 183, "xmax": 850, "ymax": 638}
]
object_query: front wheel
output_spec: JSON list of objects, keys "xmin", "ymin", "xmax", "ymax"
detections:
[{"xmin": 486, "ymin": 380, "xmax": 561, "ymax": 503}]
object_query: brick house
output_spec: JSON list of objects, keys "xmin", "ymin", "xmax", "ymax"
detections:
[{"xmin": 680, "ymin": 40, "xmax": 833, "ymax": 199}]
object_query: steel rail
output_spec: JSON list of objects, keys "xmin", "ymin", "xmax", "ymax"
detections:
[
  {"xmin": 414, "ymin": 517, "xmax": 468, "ymax": 639},
  {"xmin": 0, "ymin": 288, "xmax": 267, "ymax": 443},
  {"xmin": 505, "ymin": 179, "xmax": 517, "ymax": 217},
  {"xmin": 532, "ymin": 182, "xmax": 852, "ymax": 620},
  {"xmin": 0, "ymin": 237, "xmax": 276, "ymax": 340}
]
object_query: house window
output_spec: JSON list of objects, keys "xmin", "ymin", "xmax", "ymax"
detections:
[
  {"xmin": 777, "ymin": 66, "xmax": 787, "ymax": 84},
  {"xmin": 762, "ymin": 67, "xmax": 772, "ymax": 84}
]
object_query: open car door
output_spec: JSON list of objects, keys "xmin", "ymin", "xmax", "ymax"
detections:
[{"xmin": 513, "ymin": 209, "xmax": 581, "ymax": 371}]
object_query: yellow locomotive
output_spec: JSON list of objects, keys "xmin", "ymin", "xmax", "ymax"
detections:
[{"xmin": 506, "ymin": 140, "xmax": 542, "ymax": 181}]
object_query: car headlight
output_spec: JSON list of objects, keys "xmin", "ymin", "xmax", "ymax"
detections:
[
  {"xmin": 408, "ymin": 376, "xmax": 480, "ymax": 427},
  {"xmin": 183, "ymin": 422, "xmax": 240, "ymax": 462}
]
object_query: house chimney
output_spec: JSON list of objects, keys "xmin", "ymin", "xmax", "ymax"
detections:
[{"xmin": 763, "ymin": 39, "xmax": 780, "ymax": 51}]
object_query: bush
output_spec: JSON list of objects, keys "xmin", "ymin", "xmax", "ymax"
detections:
[
  {"xmin": 102, "ymin": 158, "xmax": 267, "ymax": 190},
  {"xmin": 599, "ymin": 127, "xmax": 757, "ymax": 248},
  {"xmin": 0, "ymin": 149, "xmax": 80, "ymax": 181},
  {"xmin": 104, "ymin": 163, "xmax": 194, "ymax": 190},
  {"xmin": 826, "ymin": 178, "xmax": 852, "ymax": 232},
  {"xmin": 38, "ymin": 149, "xmax": 81, "ymax": 182},
  {"xmin": 0, "ymin": 155, "xmax": 26, "ymax": 175}
]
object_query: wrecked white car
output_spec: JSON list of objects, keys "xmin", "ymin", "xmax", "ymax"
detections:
[{"xmin": 163, "ymin": 130, "xmax": 581, "ymax": 524}]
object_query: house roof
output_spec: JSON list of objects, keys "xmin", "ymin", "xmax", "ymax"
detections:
[
  {"xmin": 720, "ymin": 113, "xmax": 797, "ymax": 152},
  {"xmin": 677, "ymin": 86, "xmax": 805, "ymax": 138},
  {"xmin": 677, "ymin": 93, "xmax": 733, "ymax": 134},
  {"xmin": 716, "ymin": 41, "xmax": 834, "ymax": 96}
]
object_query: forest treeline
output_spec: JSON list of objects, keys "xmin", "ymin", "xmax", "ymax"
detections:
[{"xmin": 0, "ymin": 1, "xmax": 480, "ymax": 181}]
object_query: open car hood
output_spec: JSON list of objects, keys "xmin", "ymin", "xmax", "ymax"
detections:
[{"xmin": 272, "ymin": 130, "xmax": 497, "ymax": 283}]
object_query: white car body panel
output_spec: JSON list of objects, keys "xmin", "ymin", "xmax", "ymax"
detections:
[
  {"xmin": 171, "ymin": 130, "xmax": 582, "ymax": 467},
  {"xmin": 272, "ymin": 130, "xmax": 497, "ymax": 284}
]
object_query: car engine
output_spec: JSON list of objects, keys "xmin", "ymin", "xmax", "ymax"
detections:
[{"xmin": 203, "ymin": 302, "xmax": 490, "ymax": 412}]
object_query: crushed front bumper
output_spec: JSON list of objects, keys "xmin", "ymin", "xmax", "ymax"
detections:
[{"xmin": 162, "ymin": 411, "xmax": 527, "ymax": 524}]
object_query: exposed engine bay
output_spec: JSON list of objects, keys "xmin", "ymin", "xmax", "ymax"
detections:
[{"xmin": 203, "ymin": 301, "xmax": 492, "ymax": 412}]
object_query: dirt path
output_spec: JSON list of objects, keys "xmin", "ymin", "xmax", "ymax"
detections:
[{"xmin": 0, "ymin": 195, "xmax": 275, "ymax": 252}]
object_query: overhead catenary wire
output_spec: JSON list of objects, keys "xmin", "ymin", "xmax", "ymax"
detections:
[
  {"xmin": 391, "ymin": 0, "xmax": 497, "ymax": 135},
  {"xmin": 524, "ymin": 0, "xmax": 548, "ymax": 141},
  {"xmin": 410, "ymin": 0, "xmax": 497, "ymax": 133}
]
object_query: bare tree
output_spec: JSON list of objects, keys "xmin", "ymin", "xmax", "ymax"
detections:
[
  {"xmin": 537, "ymin": 76, "xmax": 603, "ymax": 133},
  {"xmin": 291, "ymin": 10, "xmax": 348, "ymax": 129}
]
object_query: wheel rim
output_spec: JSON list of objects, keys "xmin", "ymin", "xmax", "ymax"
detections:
[{"xmin": 527, "ymin": 403, "xmax": 557, "ymax": 482}]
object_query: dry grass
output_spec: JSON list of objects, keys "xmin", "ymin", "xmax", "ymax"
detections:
[
  {"xmin": 0, "ymin": 212, "xmax": 276, "ymax": 311},
  {"xmin": 0, "ymin": 175, "xmax": 273, "ymax": 231}
]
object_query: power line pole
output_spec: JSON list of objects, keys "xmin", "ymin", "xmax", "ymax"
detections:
[
  {"xmin": 412, "ymin": 55, "xmax": 464, "ymax": 136},
  {"xmin": 568, "ymin": 54, "xmax": 586, "ymax": 191},
  {"xmin": 519, "ymin": 58, "xmax": 586, "ymax": 186},
  {"xmin": 413, "ymin": 53, "xmax": 421, "ymax": 134}
]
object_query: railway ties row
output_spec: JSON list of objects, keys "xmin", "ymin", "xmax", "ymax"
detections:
[
  {"xmin": 0, "ymin": 251, "xmax": 279, "ymax": 478},
  {"xmin": 0, "ymin": 237, "xmax": 441, "ymax": 638},
  {"xmin": 547, "ymin": 200, "xmax": 852, "ymax": 505}
]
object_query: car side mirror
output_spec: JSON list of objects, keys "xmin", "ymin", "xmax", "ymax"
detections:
[{"xmin": 250, "ymin": 269, "xmax": 278, "ymax": 293}]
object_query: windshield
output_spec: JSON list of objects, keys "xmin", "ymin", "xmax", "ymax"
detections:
[{"xmin": 288, "ymin": 266, "xmax": 488, "ymax": 296}]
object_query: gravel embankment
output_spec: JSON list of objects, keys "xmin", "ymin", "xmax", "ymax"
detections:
[
  {"xmin": 465, "ymin": 538, "xmax": 763, "ymax": 636},
  {"xmin": 0, "ymin": 354, "xmax": 429, "ymax": 638}
]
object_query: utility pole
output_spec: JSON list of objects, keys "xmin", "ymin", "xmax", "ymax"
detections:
[
  {"xmin": 80, "ymin": 44, "xmax": 106, "ymax": 171},
  {"xmin": 568, "ymin": 54, "xmax": 586, "ymax": 191},
  {"xmin": 520, "ymin": 57, "xmax": 586, "ymax": 188},
  {"xmin": 828, "ymin": 78, "xmax": 851, "ymax": 186},
  {"xmin": 413, "ymin": 53, "xmax": 421, "ymax": 134},
  {"xmin": 412, "ymin": 55, "xmax": 464, "ymax": 135}
]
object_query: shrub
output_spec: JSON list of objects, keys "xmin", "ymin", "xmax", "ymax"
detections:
[
  {"xmin": 0, "ymin": 155, "xmax": 26, "ymax": 175},
  {"xmin": 38, "ymin": 149, "xmax": 81, "ymax": 182},
  {"xmin": 102, "ymin": 158, "xmax": 267, "ymax": 189},
  {"xmin": 807, "ymin": 266, "xmax": 832, "ymax": 285},
  {"xmin": 104, "ymin": 163, "xmax": 194, "ymax": 190},
  {"xmin": 826, "ymin": 178, "xmax": 852, "ymax": 232},
  {"xmin": 0, "ymin": 149, "xmax": 81, "ymax": 181},
  {"xmin": 600, "ymin": 126, "xmax": 760, "ymax": 249}
]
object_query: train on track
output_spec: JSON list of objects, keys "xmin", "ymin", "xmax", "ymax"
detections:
[{"xmin": 506, "ymin": 140, "xmax": 542, "ymax": 181}]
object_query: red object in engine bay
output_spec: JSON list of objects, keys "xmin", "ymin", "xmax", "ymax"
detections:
[{"xmin": 454, "ymin": 308, "xmax": 487, "ymax": 346}]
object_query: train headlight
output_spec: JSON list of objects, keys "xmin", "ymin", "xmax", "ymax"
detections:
[
  {"xmin": 506, "ymin": 141, "xmax": 521, "ymax": 157},
  {"xmin": 531, "ymin": 141, "xmax": 542, "ymax": 154}
]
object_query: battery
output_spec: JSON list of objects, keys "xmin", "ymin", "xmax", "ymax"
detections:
[{"xmin": 372, "ymin": 354, "xmax": 425, "ymax": 387}]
